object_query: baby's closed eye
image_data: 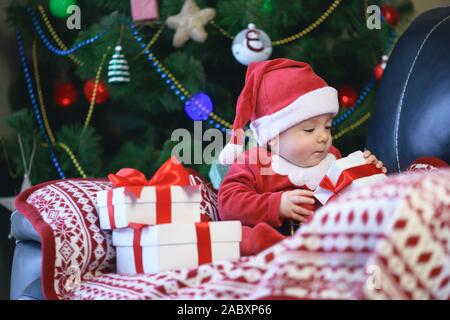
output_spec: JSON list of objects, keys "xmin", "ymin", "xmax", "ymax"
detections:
[{"xmin": 303, "ymin": 125, "xmax": 331, "ymax": 133}]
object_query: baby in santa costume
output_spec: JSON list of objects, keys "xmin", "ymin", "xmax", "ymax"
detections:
[{"xmin": 217, "ymin": 58, "xmax": 387, "ymax": 256}]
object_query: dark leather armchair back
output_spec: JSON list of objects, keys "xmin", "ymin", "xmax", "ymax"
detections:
[{"xmin": 367, "ymin": 7, "xmax": 450, "ymax": 173}]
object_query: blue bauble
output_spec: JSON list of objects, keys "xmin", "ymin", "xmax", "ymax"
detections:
[{"xmin": 184, "ymin": 92, "xmax": 214, "ymax": 121}]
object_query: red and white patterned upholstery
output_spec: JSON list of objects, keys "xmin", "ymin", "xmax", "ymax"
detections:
[
  {"xmin": 16, "ymin": 179, "xmax": 115, "ymax": 299},
  {"xmin": 16, "ymin": 170, "xmax": 450, "ymax": 300}
]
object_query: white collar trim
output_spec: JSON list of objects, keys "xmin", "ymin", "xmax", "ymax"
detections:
[{"xmin": 271, "ymin": 153, "xmax": 336, "ymax": 189}]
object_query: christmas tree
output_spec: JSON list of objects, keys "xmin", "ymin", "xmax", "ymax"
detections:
[{"xmin": 1, "ymin": 0, "xmax": 414, "ymax": 191}]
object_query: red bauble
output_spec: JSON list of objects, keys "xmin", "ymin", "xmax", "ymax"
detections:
[
  {"xmin": 373, "ymin": 63, "xmax": 385, "ymax": 82},
  {"xmin": 381, "ymin": 5, "xmax": 400, "ymax": 26},
  {"xmin": 338, "ymin": 85, "xmax": 358, "ymax": 109},
  {"xmin": 53, "ymin": 82, "xmax": 77, "ymax": 108},
  {"xmin": 83, "ymin": 79, "xmax": 109, "ymax": 104},
  {"xmin": 373, "ymin": 55, "xmax": 389, "ymax": 82}
]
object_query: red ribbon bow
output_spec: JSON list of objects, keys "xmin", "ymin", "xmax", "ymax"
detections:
[
  {"xmin": 108, "ymin": 156, "xmax": 191, "ymax": 199},
  {"xmin": 319, "ymin": 164, "xmax": 383, "ymax": 201},
  {"xmin": 106, "ymin": 157, "xmax": 192, "ymax": 229}
]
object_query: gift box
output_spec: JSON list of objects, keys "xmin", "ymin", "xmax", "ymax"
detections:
[
  {"xmin": 96, "ymin": 157, "xmax": 208, "ymax": 230},
  {"xmin": 314, "ymin": 150, "xmax": 387, "ymax": 205},
  {"xmin": 97, "ymin": 185, "xmax": 203, "ymax": 230},
  {"xmin": 113, "ymin": 221, "xmax": 242, "ymax": 274},
  {"xmin": 130, "ymin": 0, "xmax": 159, "ymax": 23}
]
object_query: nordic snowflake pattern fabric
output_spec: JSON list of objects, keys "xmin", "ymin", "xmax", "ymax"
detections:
[
  {"xmin": 17, "ymin": 170, "xmax": 450, "ymax": 299},
  {"xmin": 22, "ymin": 179, "xmax": 115, "ymax": 299},
  {"xmin": 190, "ymin": 173, "xmax": 220, "ymax": 221}
]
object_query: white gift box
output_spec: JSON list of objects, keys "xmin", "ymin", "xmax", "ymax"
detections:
[
  {"xmin": 314, "ymin": 150, "xmax": 387, "ymax": 205},
  {"xmin": 113, "ymin": 221, "xmax": 242, "ymax": 274},
  {"xmin": 96, "ymin": 185, "xmax": 202, "ymax": 230}
]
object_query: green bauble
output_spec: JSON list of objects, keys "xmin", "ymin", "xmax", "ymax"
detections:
[{"xmin": 49, "ymin": 0, "xmax": 77, "ymax": 18}]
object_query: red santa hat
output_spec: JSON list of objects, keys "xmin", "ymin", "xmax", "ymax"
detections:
[{"xmin": 219, "ymin": 58, "xmax": 339, "ymax": 164}]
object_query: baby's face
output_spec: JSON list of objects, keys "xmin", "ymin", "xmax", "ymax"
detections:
[{"xmin": 269, "ymin": 113, "xmax": 334, "ymax": 167}]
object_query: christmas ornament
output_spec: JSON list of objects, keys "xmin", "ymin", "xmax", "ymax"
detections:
[
  {"xmin": 53, "ymin": 82, "xmax": 78, "ymax": 107},
  {"xmin": 166, "ymin": 0, "xmax": 216, "ymax": 48},
  {"xmin": 130, "ymin": 0, "xmax": 159, "ymax": 24},
  {"xmin": 83, "ymin": 79, "xmax": 109, "ymax": 104},
  {"xmin": 381, "ymin": 5, "xmax": 400, "ymax": 26},
  {"xmin": 184, "ymin": 92, "xmax": 214, "ymax": 121},
  {"xmin": 373, "ymin": 55, "xmax": 389, "ymax": 82},
  {"xmin": 338, "ymin": 85, "xmax": 358, "ymax": 108},
  {"xmin": 108, "ymin": 46, "xmax": 130, "ymax": 84},
  {"xmin": 49, "ymin": 0, "xmax": 77, "ymax": 19},
  {"xmin": 231, "ymin": 24, "xmax": 272, "ymax": 66}
]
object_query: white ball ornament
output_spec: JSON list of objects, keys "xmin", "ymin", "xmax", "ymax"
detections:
[{"xmin": 231, "ymin": 23, "xmax": 272, "ymax": 65}]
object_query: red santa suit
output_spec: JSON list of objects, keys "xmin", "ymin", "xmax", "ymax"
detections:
[
  {"xmin": 217, "ymin": 58, "xmax": 340, "ymax": 256},
  {"xmin": 219, "ymin": 145, "xmax": 342, "ymax": 255}
]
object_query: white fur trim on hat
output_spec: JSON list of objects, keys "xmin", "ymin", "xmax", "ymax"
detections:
[
  {"xmin": 218, "ymin": 143, "xmax": 245, "ymax": 165},
  {"xmin": 250, "ymin": 86, "xmax": 339, "ymax": 145}
]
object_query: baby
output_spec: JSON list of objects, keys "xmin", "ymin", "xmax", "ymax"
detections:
[{"xmin": 218, "ymin": 59, "xmax": 387, "ymax": 255}]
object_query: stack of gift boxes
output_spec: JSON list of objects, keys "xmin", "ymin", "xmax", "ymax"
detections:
[{"xmin": 95, "ymin": 158, "xmax": 242, "ymax": 274}]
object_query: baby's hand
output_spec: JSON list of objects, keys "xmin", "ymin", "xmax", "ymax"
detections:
[
  {"xmin": 279, "ymin": 189, "xmax": 315, "ymax": 223},
  {"xmin": 363, "ymin": 150, "xmax": 388, "ymax": 173}
]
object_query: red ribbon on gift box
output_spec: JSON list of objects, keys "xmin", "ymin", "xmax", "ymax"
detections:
[
  {"xmin": 318, "ymin": 163, "xmax": 383, "ymax": 201},
  {"xmin": 129, "ymin": 223, "xmax": 145, "ymax": 274},
  {"xmin": 106, "ymin": 157, "xmax": 192, "ymax": 228},
  {"xmin": 129, "ymin": 222, "xmax": 213, "ymax": 273},
  {"xmin": 195, "ymin": 222, "xmax": 213, "ymax": 265}
]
